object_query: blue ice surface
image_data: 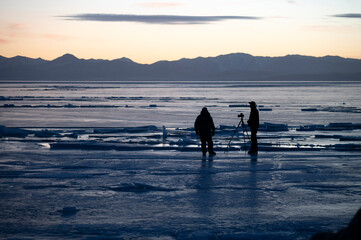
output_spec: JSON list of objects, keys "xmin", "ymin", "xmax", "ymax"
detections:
[
  {"xmin": 0, "ymin": 140, "xmax": 360, "ymax": 240},
  {"xmin": 1, "ymin": 81, "xmax": 361, "ymax": 239}
]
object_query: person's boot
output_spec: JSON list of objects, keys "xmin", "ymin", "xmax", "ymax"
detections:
[
  {"xmin": 248, "ymin": 146, "xmax": 257, "ymax": 154},
  {"xmin": 209, "ymin": 151, "xmax": 216, "ymax": 156}
]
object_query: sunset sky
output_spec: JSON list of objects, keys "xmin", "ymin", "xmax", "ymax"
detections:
[{"xmin": 0, "ymin": 0, "xmax": 360, "ymax": 64}]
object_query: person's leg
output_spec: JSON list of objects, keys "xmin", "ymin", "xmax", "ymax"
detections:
[
  {"xmin": 250, "ymin": 129, "xmax": 258, "ymax": 153},
  {"xmin": 205, "ymin": 134, "xmax": 215, "ymax": 155},
  {"xmin": 254, "ymin": 130, "xmax": 258, "ymax": 152},
  {"xmin": 200, "ymin": 135, "xmax": 207, "ymax": 156}
]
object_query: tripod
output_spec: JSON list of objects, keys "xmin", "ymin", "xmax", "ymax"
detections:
[{"xmin": 225, "ymin": 116, "xmax": 251, "ymax": 153}]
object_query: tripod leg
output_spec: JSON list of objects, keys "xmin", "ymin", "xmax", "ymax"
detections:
[
  {"xmin": 242, "ymin": 120, "xmax": 251, "ymax": 142},
  {"xmin": 225, "ymin": 120, "xmax": 242, "ymax": 153}
]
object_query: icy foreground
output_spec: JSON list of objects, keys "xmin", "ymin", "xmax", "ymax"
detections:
[
  {"xmin": 0, "ymin": 143, "xmax": 360, "ymax": 239},
  {"xmin": 0, "ymin": 81, "xmax": 361, "ymax": 239}
]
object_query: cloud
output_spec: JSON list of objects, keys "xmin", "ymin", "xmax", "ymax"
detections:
[
  {"xmin": 332, "ymin": 13, "xmax": 361, "ymax": 19},
  {"xmin": 0, "ymin": 38, "xmax": 10, "ymax": 44},
  {"xmin": 8, "ymin": 23, "xmax": 26, "ymax": 30},
  {"xmin": 59, "ymin": 13, "xmax": 261, "ymax": 24},
  {"xmin": 137, "ymin": 2, "xmax": 184, "ymax": 8},
  {"xmin": 1, "ymin": 23, "xmax": 72, "ymax": 42},
  {"xmin": 41, "ymin": 33, "xmax": 72, "ymax": 41}
]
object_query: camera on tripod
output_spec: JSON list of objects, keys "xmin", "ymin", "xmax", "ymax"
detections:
[{"xmin": 224, "ymin": 112, "xmax": 250, "ymax": 153}]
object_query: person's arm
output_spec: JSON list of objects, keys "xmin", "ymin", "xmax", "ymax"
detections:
[
  {"xmin": 210, "ymin": 117, "xmax": 215, "ymax": 136},
  {"xmin": 255, "ymin": 110, "xmax": 259, "ymax": 128},
  {"xmin": 247, "ymin": 111, "xmax": 253, "ymax": 127},
  {"xmin": 194, "ymin": 117, "xmax": 199, "ymax": 135}
]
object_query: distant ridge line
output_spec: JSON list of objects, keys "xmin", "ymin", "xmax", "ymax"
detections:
[
  {"xmin": 2, "ymin": 52, "xmax": 360, "ymax": 63},
  {"xmin": 1, "ymin": 52, "xmax": 360, "ymax": 81}
]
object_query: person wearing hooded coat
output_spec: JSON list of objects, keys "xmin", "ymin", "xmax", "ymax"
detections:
[
  {"xmin": 194, "ymin": 107, "xmax": 216, "ymax": 156},
  {"xmin": 247, "ymin": 101, "xmax": 259, "ymax": 154}
]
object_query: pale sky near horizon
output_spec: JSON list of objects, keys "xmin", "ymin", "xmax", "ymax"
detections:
[{"xmin": 0, "ymin": 0, "xmax": 360, "ymax": 64}]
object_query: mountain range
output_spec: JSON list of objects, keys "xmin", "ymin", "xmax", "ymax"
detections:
[{"xmin": 0, "ymin": 53, "xmax": 360, "ymax": 81}]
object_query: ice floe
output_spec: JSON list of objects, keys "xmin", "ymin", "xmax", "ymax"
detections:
[
  {"xmin": 106, "ymin": 183, "xmax": 177, "ymax": 193},
  {"xmin": 301, "ymin": 106, "xmax": 361, "ymax": 113},
  {"xmin": 57, "ymin": 207, "xmax": 79, "ymax": 216},
  {"xmin": 259, "ymin": 122, "xmax": 288, "ymax": 132},
  {"xmin": 1, "ymin": 123, "xmax": 360, "ymax": 152},
  {"xmin": 297, "ymin": 123, "xmax": 361, "ymax": 131},
  {"xmin": 34, "ymin": 129, "xmax": 60, "ymax": 138},
  {"xmin": 0, "ymin": 125, "xmax": 32, "ymax": 138}
]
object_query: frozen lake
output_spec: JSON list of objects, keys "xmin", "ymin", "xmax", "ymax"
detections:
[{"xmin": 0, "ymin": 81, "xmax": 361, "ymax": 239}]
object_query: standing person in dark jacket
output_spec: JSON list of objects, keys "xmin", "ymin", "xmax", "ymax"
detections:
[
  {"xmin": 194, "ymin": 107, "xmax": 216, "ymax": 157},
  {"xmin": 247, "ymin": 101, "xmax": 259, "ymax": 154}
]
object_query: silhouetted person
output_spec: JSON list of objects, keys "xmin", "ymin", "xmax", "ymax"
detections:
[
  {"xmin": 247, "ymin": 101, "xmax": 259, "ymax": 154},
  {"xmin": 194, "ymin": 107, "xmax": 216, "ymax": 157}
]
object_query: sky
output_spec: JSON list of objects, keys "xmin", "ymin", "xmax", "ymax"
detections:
[{"xmin": 0, "ymin": 0, "xmax": 360, "ymax": 64}]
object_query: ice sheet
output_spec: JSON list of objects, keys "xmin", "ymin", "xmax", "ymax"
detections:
[
  {"xmin": 1, "ymin": 81, "xmax": 361, "ymax": 239},
  {"xmin": 0, "ymin": 144, "xmax": 360, "ymax": 239}
]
